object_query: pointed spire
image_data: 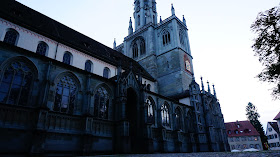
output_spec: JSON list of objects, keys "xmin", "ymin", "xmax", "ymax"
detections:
[
  {"xmin": 207, "ymin": 80, "xmax": 211, "ymax": 93},
  {"xmin": 183, "ymin": 15, "xmax": 186, "ymax": 25},
  {"xmin": 213, "ymin": 84, "xmax": 217, "ymax": 98},
  {"xmin": 128, "ymin": 17, "xmax": 133, "ymax": 35},
  {"xmin": 113, "ymin": 38, "xmax": 116, "ymax": 49},
  {"xmin": 201, "ymin": 77, "xmax": 205, "ymax": 93},
  {"xmin": 171, "ymin": 4, "xmax": 175, "ymax": 16},
  {"xmin": 160, "ymin": 16, "xmax": 162, "ymax": 23}
]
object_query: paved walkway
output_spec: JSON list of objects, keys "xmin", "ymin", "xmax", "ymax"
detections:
[{"xmin": 92, "ymin": 151, "xmax": 280, "ymax": 157}]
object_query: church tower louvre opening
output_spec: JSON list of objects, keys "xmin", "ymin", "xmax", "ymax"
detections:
[{"xmin": 0, "ymin": 0, "xmax": 229, "ymax": 155}]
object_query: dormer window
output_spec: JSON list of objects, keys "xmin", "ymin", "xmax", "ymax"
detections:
[
  {"xmin": 234, "ymin": 130, "xmax": 239, "ymax": 134},
  {"xmin": 237, "ymin": 124, "xmax": 240, "ymax": 128}
]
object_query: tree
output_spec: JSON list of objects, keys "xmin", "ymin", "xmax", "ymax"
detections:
[
  {"xmin": 251, "ymin": 5, "xmax": 280, "ymax": 99},
  {"xmin": 246, "ymin": 102, "xmax": 268, "ymax": 150}
]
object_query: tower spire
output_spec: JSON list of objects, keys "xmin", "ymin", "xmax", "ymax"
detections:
[
  {"xmin": 183, "ymin": 15, "xmax": 186, "ymax": 25},
  {"xmin": 113, "ymin": 38, "xmax": 116, "ymax": 49},
  {"xmin": 213, "ymin": 84, "xmax": 217, "ymax": 98},
  {"xmin": 201, "ymin": 77, "xmax": 205, "ymax": 93},
  {"xmin": 207, "ymin": 80, "xmax": 211, "ymax": 93},
  {"xmin": 134, "ymin": 0, "xmax": 157, "ymax": 30},
  {"xmin": 171, "ymin": 4, "xmax": 175, "ymax": 16},
  {"xmin": 128, "ymin": 17, "xmax": 133, "ymax": 35}
]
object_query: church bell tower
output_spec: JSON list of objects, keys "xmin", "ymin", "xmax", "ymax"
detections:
[{"xmin": 134, "ymin": 0, "xmax": 158, "ymax": 30}]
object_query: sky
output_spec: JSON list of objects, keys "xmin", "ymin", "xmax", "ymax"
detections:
[{"xmin": 16, "ymin": 0, "xmax": 280, "ymax": 129}]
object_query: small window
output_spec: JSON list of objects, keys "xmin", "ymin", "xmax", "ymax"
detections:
[
  {"xmin": 138, "ymin": 15, "xmax": 140, "ymax": 26},
  {"xmin": 275, "ymin": 134, "xmax": 278, "ymax": 138},
  {"xmin": 36, "ymin": 41, "xmax": 48, "ymax": 56},
  {"xmin": 103, "ymin": 67, "xmax": 110, "ymax": 78},
  {"xmin": 269, "ymin": 128, "xmax": 272, "ymax": 132},
  {"xmin": 254, "ymin": 136, "xmax": 258, "ymax": 141},
  {"xmin": 235, "ymin": 137, "xmax": 240, "ymax": 141},
  {"xmin": 234, "ymin": 130, "xmax": 239, "ymax": 134},
  {"xmin": 228, "ymin": 130, "xmax": 231, "ymax": 134},
  {"xmin": 147, "ymin": 84, "xmax": 151, "ymax": 91},
  {"xmin": 85, "ymin": 60, "xmax": 92, "ymax": 72},
  {"xmin": 63, "ymin": 52, "xmax": 72, "ymax": 65},
  {"xmin": 237, "ymin": 124, "xmax": 240, "ymax": 128},
  {"xmin": 4, "ymin": 29, "xmax": 19, "ymax": 46}
]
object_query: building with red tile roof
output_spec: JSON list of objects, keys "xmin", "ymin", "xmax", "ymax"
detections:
[
  {"xmin": 225, "ymin": 120, "xmax": 263, "ymax": 151},
  {"xmin": 274, "ymin": 112, "xmax": 280, "ymax": 120}
]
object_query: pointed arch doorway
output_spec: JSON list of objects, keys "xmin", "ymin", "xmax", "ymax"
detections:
[{"xmin": 126, "ymin": 87, "xmax": 139, "ymax": 153}]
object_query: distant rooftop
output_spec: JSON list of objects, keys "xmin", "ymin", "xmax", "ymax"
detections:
[
  {"xmin": 273, "ymin": 112, "xmax": 280, "ymax": 120},
  {"xmin": 225, "ymin": 120, "xmax": 260, "ymax": 137}
]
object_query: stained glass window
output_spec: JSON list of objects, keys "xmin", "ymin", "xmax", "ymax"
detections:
[
  {"xmin": 94, "ymin": 87, "xmax": 109, "ymax": 119},
  {"xmin": 175, "ymin": 107, "xmax": 183, "ymax": 130},
  {"xmin": 4, "ymin": 29, "xmax": 19, "ymax": 46},
  {"xmin": 36, "ymin": 42, "xmax": 48, "ymax": 56},
  {"xmin": 161, "ymin": 103, "xmax": 170, "ymax": 127},
  {"xmin": 85, "ymin": 60, "xmax": 92, "ymax": 72},
  {"xmin": 146, "ymin": 98, "xmax": 154, "ymax": 124},
  {"xmin": 54, "ymin": 76, "xmax": 77, "ymax": 113},
  {"xmin": 0, "ymin": 61, "xmax": 33, "ymax": 106},
  {"xmin": 103, "ymin": 67, "xmax": 110, "ymax": 78},
  {"xmin": 63, "ymin": 52, "xmax": 71, "ymax": 65}
]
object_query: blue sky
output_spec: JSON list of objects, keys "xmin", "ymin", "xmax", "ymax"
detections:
[{"xmin": 16, "ymin": 0, "xmax": 280, "ymax": 128}]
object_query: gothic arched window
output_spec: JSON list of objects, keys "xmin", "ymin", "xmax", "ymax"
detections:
[
  {"xmin": 0, "ymin": 60, "xmax": 34, "ymax": 106},
  {"xmin": 175, "ymin": 107, "xmax": 183, "ymax": 130},
  {"xmin": 161, "ymin": 103, "xmax": 170, "ymax": 127},
  {"xmin": 140, "ymin": 39, "xmax": 146, "ymax": 55},
  {"xmin": 54, "ymin": 75, "xmax": 77, "ymax": 114},
  {"xmin": 133, "ymin": 43, "xmax": 138, "ymax": 58},
  {"xmin": 94, "ymin": 87, "xmax": 109, "ymax": 119},
  {"xmin": 36, "ymin": 41, "xmax": 48, "ymax": 56},
  {"xmin": 85, "ymin": 60, "xmax": 92, "ymax": 72},
  {"xmin": 4, "ymin": 29, "xmax": 19, "ymax": 46},
  {"xmin": 186, "ymin": 112, "xmax": 194, "ymax": 132},
  {"xmin": 63, "ymin": 52, "xmax": 72, "ymax": 65},
  {"xmin": 103, "ymin": 67, "xmax": 110, "ymax": 78},
  {"xmin": 162, "ymin": 31, "xmax": 171, "ymax": 46},
  {"xmin": 146, "ymin": 97, "xmax": 155, "ymax": 124},
  {"xmin": 138, "ymin": 15, "xmax": 141, "ymax": 26}
]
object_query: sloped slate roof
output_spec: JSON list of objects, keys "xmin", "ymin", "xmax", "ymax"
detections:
[
  {"xmin": 0, "ymin": 0, "xmax": 155, "ymax": 81},
  {"xmin": 274, "ymin": 112, "xmax": 280, "ymax": 120},
  {"xmin": 268, "ymin": 122, "xmax": 280, "ymax": 133},
  {"xmin": 225, "ymin": 120, "xmax": 260, "ymax": 137}
]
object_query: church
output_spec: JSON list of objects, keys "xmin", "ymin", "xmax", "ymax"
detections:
[{"xmin": 0, "ymin": 0, "xmax": 229, "ymax": 155}]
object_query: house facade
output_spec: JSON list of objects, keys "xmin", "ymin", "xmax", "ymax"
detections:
[
  {"xmin": 0, "ymin": 0, "xmax": 229, "ymax": 155},
  {"xmin": 266, "ymin": 122, "xmax": 280, "ymax": 150},
  {"xmin": 225, "ymin": 121, "xmax": 263, "ymax": 151}
]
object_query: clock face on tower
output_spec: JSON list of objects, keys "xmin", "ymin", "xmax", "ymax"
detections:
[{"xmin": 185, "ymin": 60, "xmax": 191, "ymax": 72}]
